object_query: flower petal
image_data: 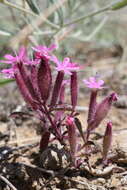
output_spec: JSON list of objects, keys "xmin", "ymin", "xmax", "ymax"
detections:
[
  {"xmin": 48, "ymin": 43, "xmax": 58, "ymax": 51},
  {"xmin": 83, "ymin": 77, "xmax": 104, "ymax": 89},
  {"xmin": 4, "ymin": 54, "xmax": 14, "ymax": 60}
]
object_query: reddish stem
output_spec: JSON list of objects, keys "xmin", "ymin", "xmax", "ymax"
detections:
[
  {"xmin": 40, "ymin": 131, "xmax": 50, "ymax": 151},
  {"xmin": 42, "ymin": 104, "xmax": 63, "ymax": 143}
]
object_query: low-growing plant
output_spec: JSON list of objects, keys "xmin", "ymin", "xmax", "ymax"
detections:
[{"xmin": 0, "ymin": 45, "xmax": 117, "ymax": 167}]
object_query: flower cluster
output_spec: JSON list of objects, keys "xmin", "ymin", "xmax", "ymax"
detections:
[
  {"xmin": 83, "ymin": 76, "xmax": 117, "ymax": 164},
  {"xmin": 0, "ymin": 44, "xmax": 79, "ymax": 150},
  {"xmin": 1, "ymin": 45, "xmax": 117, "ymax": 167}
]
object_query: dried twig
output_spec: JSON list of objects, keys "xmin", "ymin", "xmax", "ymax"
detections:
[
  {"xmin": 18, "ymin": 162, "xmax": 56, "ymax": 177},
  {"xmin": 0, "ymin": 142, "xmax": 38, "ymax": 160},
  {"xmin": 82, "ymin": 165, "xmax": 125, "ymax": 177},
  {"xmin": 40, "ymin": 164, "xmax": 70, "ymax": 189},
  {"xmin": 0, "ymin": 175, "xmax": 17, "ymax": 190},
  {"xmin": 50, "ymin": 105, "xmax": 88, "ymax": 112},
  {"xmin": 68, "ymin": 178, "xmax": 91, "ymax": 190},
  {"xmin": 0, "ymin": 136, "xmax": 40, "ymax": 147}
]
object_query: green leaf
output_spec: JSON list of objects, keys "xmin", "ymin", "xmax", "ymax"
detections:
[
  {"xmin": 0, "ymin": 29, "xmax": 11, "ymax": 36},
  {"xmin": 111, "ymin": 0, "xmax": 127, "ymax": 10},
  {"xmin": 0, "ymin": 78, "xmax": 15, "ymax": 86},
  {"xmin": 25, "ymin": 0, "xmax": 40, "ymax": 14},
  {"xmin": 68, "ymin": 0, "xmax": 76, "ymax": 10},
  {"xmin": 49, "ymin": 0, "xmax": 64, "ymax": 26}
]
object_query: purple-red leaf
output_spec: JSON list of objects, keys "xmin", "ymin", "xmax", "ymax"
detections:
[
  {"xmin": 74, "ymin": 117, "xmax": 86, "ymax": 144},
  {"xmin": 18, "ymin": 63, "xmax": 38, "ymax": 101},
  {"xmin": 102, "ymin": 121, "xmax": 112, "ymax": 164},
  {"xmin": 15, "ymin": 70, "xmax": 37, "ymax": 110}
]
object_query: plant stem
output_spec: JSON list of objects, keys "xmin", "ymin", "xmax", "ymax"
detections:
[
  {"xmin": 42, "ymin": 104, "xmax": 62, "ymax": 141},
  {"xmin": 63, "ymin": 6, "xmax": 110, "ymax": 27},
  {"xmin": 1, "ymin": 0, "xmax": 59, "ymax": 29}
]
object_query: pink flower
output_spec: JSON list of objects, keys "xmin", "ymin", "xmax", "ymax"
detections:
[
  {"xmin": 51, "ymin": 56, "xmax": 79, "ymax": 75},
  {"xmin": 83, "ymin": 77, "xmax": 104, "ymax": 89},
  {"xmin": 32, "ymin": 43, "xmax": 57, "ymax": 61},
  {"xmin": 66, "ymin": 116, "xmax": 74, "ymax": 126},
  {"xmin": 1, "ymin": 68, "xmax": 15, "ymax": 78},
  {"xmin": 0, "ymin": 47, "xmax": 27, "ymax": 64}
]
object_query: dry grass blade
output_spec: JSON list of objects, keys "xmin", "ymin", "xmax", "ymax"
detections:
[
  {"xmin": 18, "ymin": 162, "xmax": 56, "ymax": 177},
  {"xmin": 68, "ymin": 178, "xmax": 91, "ymax": 190},
  {"xmin": 83, "ymin": 165, "xmax": 125, "ymax": 177},
  {"xmin": 25, "ymin": 0, "xmax": 40, "ymax": 14},
  {"xmin": 0, "ymin": 136, "xmax": 40, "ymax": 147},
  {"xmin": 8, "ymin": 0, "xmax": 67, "ymax": 49},
  {"xmin": 0, "ymin": 175, "xmax": 17, "ymax": 190},
  {"xmin": 54, "ymin": 24, "xmax": 74, "ymax": 44},
  {"xmin": 1, "ymin": 0, "xmax": 57, "ymax": 28}
]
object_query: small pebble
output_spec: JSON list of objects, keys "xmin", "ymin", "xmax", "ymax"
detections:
[
  {"xmin": 121, "ymin": 175, "xmax": 127, "ymax": 185},
  {"xmin": 97, "ymin": 178, "xmax": 106, "ymax": 184}
]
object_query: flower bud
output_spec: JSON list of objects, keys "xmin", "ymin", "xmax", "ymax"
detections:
[
  {"xmin": 88, "ymin": 93, "xmax": 117, "ymax": 131},
  {"xmin": 87, "ymin": 90, "xmax": 97, "ymax": 125},
  {"xmin": 37, "ymin": 59, "xmax": 52, "ymax": 102},
  {"xmin": 66, "ymin": 116, "xmax": 77, "ymax": 166},
  {"xmin": 50, "ymin": 71, "xmax": 64, "ymax": 107},
  {"xmin": 71, "ymin": 72, "xmax": 78, "ymax": 110}
]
